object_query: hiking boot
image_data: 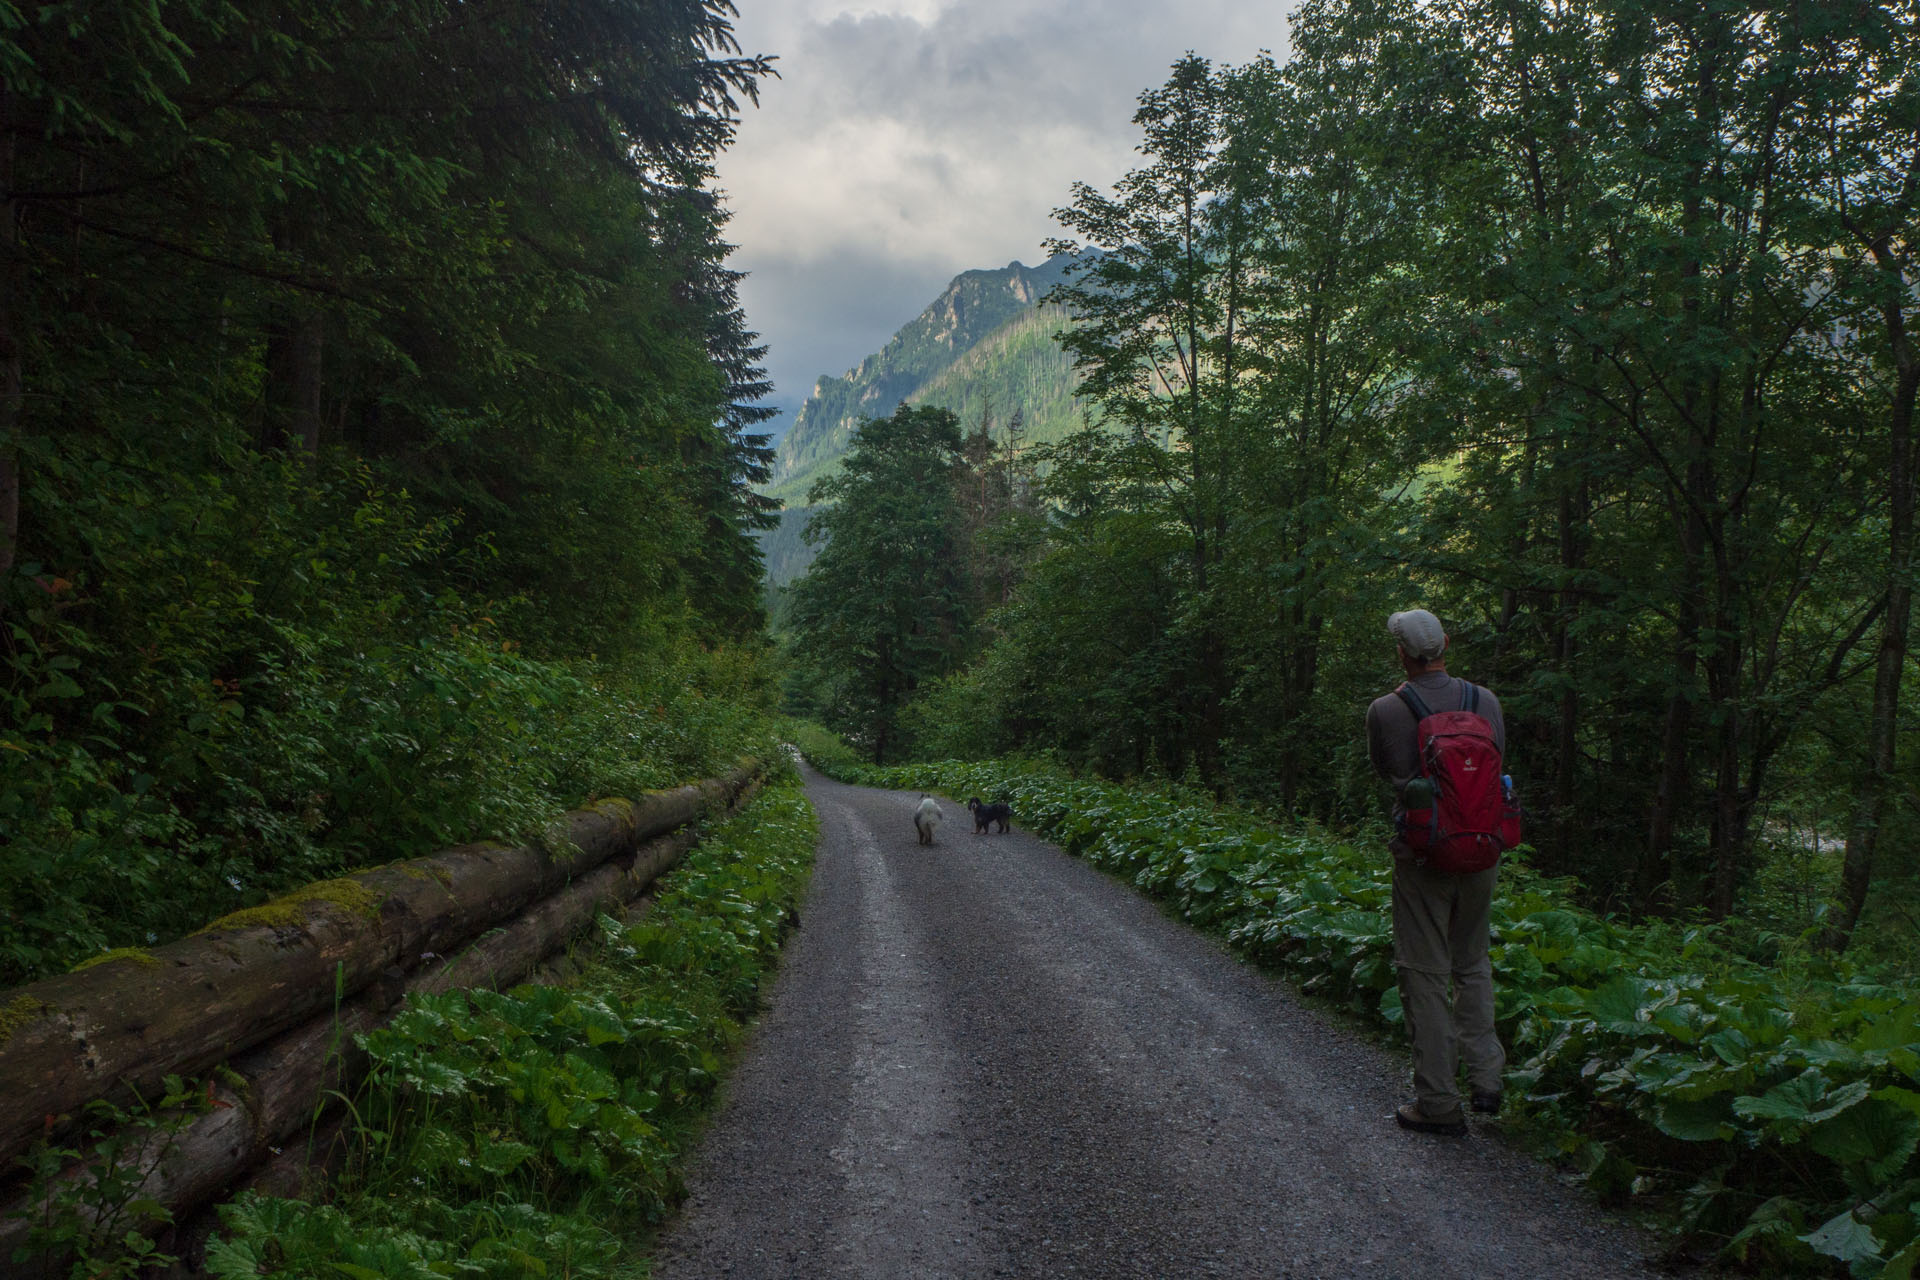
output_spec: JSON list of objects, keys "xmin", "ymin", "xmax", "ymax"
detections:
[
  {"xmin": 1395, "ymin": 1103, "xmax": 1467, "ymax": 1135},
  {"xmin": 1470, "ymin": 1089, "xmax": 1503, "ymax": 1115}
]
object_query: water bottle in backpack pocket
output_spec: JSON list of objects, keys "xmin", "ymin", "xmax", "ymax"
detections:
[{"xmin": 1497, "ymin": 773, "xmax": 1523, "ymax": 852}]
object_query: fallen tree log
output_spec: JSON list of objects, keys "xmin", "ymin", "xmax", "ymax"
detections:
[
  {"xmin": 0, "ymin": 767, "xmax": 764, "ymax": 1272},
  {"xmin": 0, "ymin": 761, "xmax": 756, "ymax": 1176},
  {"xmin": 414, "ymin": 824, "xmax": 701, "ymax": 997}
]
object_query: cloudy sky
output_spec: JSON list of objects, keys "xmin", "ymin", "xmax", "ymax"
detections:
[{"xmin": 713, "ymin": 0, "xmax": 1291, "ymax": 436}]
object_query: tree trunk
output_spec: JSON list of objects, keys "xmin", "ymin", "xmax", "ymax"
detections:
[
  {"xmin": 0, "ymin": 86, "xmax": 21, "ymax": 604},
  {"xmin": 292, "ymin": 310, "xmax": 323, "ymax": 453},
  {"xmin": 1648, "ymin": 31, "xmax": 1721, "ymax": 905},
  {"xmin": 1646, "ymin": 520, "xmax": 1703, "ymax": 893},
  {"xmin": 0, "ymin": 776, "xmax": 762, "ymax": 1272},
  {"xmin": 413, "ymin": 824, "xmax": 706, "ymax": 998},
  {"xmin": 1551, "ymin": 467, "xmax": 1590, "ymax": 854},
  {"xmin": 1194, "ymin": 621, "xmax": 1227, "ymax": 788},
  {"xmin": 0, "ymin": 766, "xmax": 755, "ymax": 1171},
  {"xmin": 1279, "ymin": 603, "xmax": 1325, "ymax": 813},
  {"xmin": 873, "ymin": 672, "xmax": 891, "ymax": 765},
  {"xmin": 1826, "ymin": 282, "xmax": 1919, "ymax": 949},
  {"xmin": 1708, "ymin": 647, "xmax": 1743, "ymax": 918}
]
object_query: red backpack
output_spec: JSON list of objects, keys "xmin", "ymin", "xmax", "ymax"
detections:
[{"xmin": 1395, "ymin": 680, "xmax": 1522, "ymax": 873}]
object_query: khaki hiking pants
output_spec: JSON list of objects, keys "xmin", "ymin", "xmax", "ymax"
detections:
[{"xmin": 1391, "ymin": 857, "xmax": 1505, "ymax": 1120}]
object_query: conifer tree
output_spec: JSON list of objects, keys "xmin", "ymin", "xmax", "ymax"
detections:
[{"xmin": 788, "ymin": 405, "xmax": 970, "ymax": 763}]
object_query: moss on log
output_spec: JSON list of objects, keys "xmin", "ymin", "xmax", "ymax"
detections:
[
  {"xmin": 0, "ymin": 764, "xmax": 765, "ymax": 1272},
  {"xmin": 0, "ymin": 761, "xmax": 757, "ymax": 1175}
]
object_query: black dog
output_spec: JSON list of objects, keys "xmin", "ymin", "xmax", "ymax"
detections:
[{"xmin": 967, "ymin": 797, "xmax": 1012, "ymax": 834}]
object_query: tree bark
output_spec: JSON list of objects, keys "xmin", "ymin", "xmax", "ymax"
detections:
[
  {"xmin": 1709, "ymin": 651, "xmax": 1743, "ymax": 918},
  {"xmin": 413, "ymin": 824, "xmax": 705, "ymax": 998},
  {"xmin": 0, "ymin": 764, "xmax": 756, "ymax": 1171},
  {"xmin": 1646, "ymin": 24, "xmax": 1721, "ymax": 903},
  {"xmin": 1551, "ymin": 471, "xmax": 1588, "ymax": 862},
  {"xmin": 1826, "ymin": 259, "xmax": 1919, "ymax": 950},
  {"xmin": 0, "ymin": 773, "xmax": 763, "ymax": 1270},
  {"xmin": 1646, "ymin": 516, "xmax": 1703, "ymax": 892},
  {"xmin": 0, "ymin": 86, "xmax": 22, "ymax": 604},
  {"xmin": 291, "ymin": 309, "xmax": 323, "ymax": 453}
]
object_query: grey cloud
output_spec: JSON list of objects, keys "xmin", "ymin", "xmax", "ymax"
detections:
[
  {"xmin": 718, "ymin": 0, "xmax": 1286, "ymax": 422},
  {"xmin": 795, "ymin": 5, "xmax": 1255, "ymax": 137}
]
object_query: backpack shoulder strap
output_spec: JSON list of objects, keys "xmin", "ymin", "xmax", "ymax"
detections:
[
  {"xmin": 1395, "ymin": 682, "xmax": 1434, "ymax": 721},
  {"xmin": 1460, "ymin": 679, "xmax": 1479, "ymax": 714}
]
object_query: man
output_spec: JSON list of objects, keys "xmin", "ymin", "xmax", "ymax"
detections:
[{"xmin": 1365, "ymin": 608, "xmax": 1507, "ymax": 1135}]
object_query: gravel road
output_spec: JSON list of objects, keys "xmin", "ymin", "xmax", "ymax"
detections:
[{"xmin": 650, "ymin": 767, "xmax": 1662, "ymax": 1279}]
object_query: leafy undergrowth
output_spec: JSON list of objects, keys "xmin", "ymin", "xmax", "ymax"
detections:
[
  {"xmin": 200, "ymin": 777, "xmax": 817, "ymax": 1279},
  {"xmin": 817, "ymin": 753, "xmax": 1920, "ymax": 1277},
  {"xmin": 3, "ymin": 623, "xmax": 781, "ymax": 988}
]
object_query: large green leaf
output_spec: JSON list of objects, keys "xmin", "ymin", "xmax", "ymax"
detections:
[
  {"xmin": 1727, "ymin": 1196, "xmax": 1815, "ymax": 1268},
  {"xmin": 1855, "ymin": 1007, "xmax": 1920, "ymax": 1053},
  {"xmin": 1803, "ymin": 1207, "xmax": 1884, "ymax": 1266},
  {"xmin": 1658, "ymin": 1057, "xmax": 1749, "ymax": 1103},
  {"xmin": 1742, "ymin": 1003, "xmax": 1797, "ymax": 1048},
  {"xmin": 1734, "ymin": 1070, "xmax": 1833, "ymax": 1124},
  {"xmin": 1585, "ymin": 976, "xmax": 1660, "ymax": 1038},
  {"xmin": 1810, "ymin": 1080, "xmax": 1874, "ymax": 1123},
  {"xmin": 1882, "ymin": 1087, "xmax": 1920, "ymax": 1120},
  {"xmin": 1702, "ymin": 1026, "xmax": 1755, "ymax": 1065},
  {"xmin": 1808, "ymin": 1098, "xmax": 1920, "ymax": 1186},
  {"xmin": 1653, "ymin": 1094, "xmax": 1736, "ymax": 1143}
]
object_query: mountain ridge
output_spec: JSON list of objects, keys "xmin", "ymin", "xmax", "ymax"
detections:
[{"xmin": 766, "ymin": 254, "xmax": 1083, "ymax": 506}]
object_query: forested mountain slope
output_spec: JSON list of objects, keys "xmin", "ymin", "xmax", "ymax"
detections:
[
  {"xmin": 912, "ymin": 302, "xmax": 1083, "ymax": 447},
  {"xmin": 765, "ymin": 255, "xmax": 1083, "ymax": 507},
  {"xmin": 756, "ymin": 505, "xmax": 819, "ymax": 597}
]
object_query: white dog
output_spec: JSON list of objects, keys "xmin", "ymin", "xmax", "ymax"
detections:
[{"xmin": 913, "ymin": 795, "xmax": 944, "ymax": 846}]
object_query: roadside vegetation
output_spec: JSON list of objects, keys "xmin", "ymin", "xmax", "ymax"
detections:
[
  {"xmin": 806, "ymin": 748, "xmax": 1920, "ymax": 1276},
  {"xmin": 207, "ymin": 780, "xmax": 815, "ymax": 1279},
  {"xmin": 10, "ymin": 779, "xmax": 815, "ymax": 1280}
]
